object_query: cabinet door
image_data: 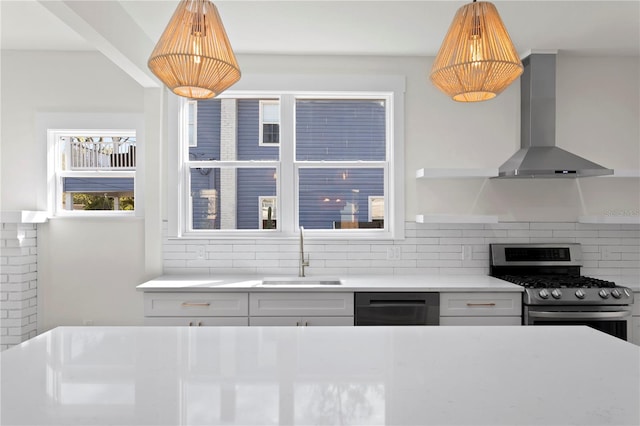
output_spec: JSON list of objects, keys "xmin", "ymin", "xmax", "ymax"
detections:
[
  {"xmin": 145, "ymin": 317, "xmax": 248, "ymax": 326},
  {"xmin": 301, "ymin": 316, "xmax": 354, "ymax": 326},
  {"xmin": 249, "ymin": 316, "xmax": 302, "ymax": 326},
  {"xmin": 249, "ymin": 316, "xmax": 354, "ymax": 326},
  {"xmin": 440, "ymin": 316, "xmax": 521, "ymax": 326}
]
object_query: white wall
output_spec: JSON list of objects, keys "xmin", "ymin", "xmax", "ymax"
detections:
[
  {"xmin": 1, "ymin": 51, "xmax": 149, "ymax": 331},
  {"xmin": 1, "ymin": 50, "xmax": 638, "ymax": 331}
]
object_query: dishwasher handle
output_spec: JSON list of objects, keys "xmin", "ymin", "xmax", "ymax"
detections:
[{"xmin": 368, "ymin": 300, "xmax": 427, "ymax": 307}]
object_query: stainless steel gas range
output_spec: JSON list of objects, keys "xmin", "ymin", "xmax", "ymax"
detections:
[{"xmin": 490, "ymin": 243, "xmax": 634, "ymax": 341}]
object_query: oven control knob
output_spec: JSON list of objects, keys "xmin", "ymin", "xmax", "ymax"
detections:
[
  {"xmin": 611, "ymin": 289, "xmax": 622, "ymax": 299},
  {"xmin": 598, "ymin": 289, "xmax": 610, "ymax": 299},
  {"xmin": 538, "ymin": 289, "xmax": 550, "ymax": 299},
  {"xmin": 575, "ymin": 289, "xmax": 585, "ymax": 299},
  {"xmin": 624, "ymin": 289, "xmax": 631, "ymax": 298},
  {"xmin": 551, "ymin": 289, "xmax": 562, "ymax": 299}
]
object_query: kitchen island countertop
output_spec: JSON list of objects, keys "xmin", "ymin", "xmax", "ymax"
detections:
[
  {"xmin": 137, "ymin": 274, "xmax": 524, "ymax": 292},
  {"xmin": 2, "ymin": 325, "xmax": 638, "ymax": 425}
]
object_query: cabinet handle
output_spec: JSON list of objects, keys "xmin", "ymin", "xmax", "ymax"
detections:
[
  {"xmin": 466, "ymin": 303, "xmax": 497, "ymax": 307},
  {"xmin": 295, "ymin": 321, "xmax": 300, "ymax": 326},
  {"xmin": 181, "ymin": 302, "xmax": 211, "ymax": 307},
  {"xmin": 198, "ymin": 321, "xmax": 203, "ymax": 326},
  {"xmin": 189, "ymin": 321, "xmax": 194, "ymax": 326},
  {"xmin": 304, "ymin": 321, "xmax": 309, "ymax": 326}
]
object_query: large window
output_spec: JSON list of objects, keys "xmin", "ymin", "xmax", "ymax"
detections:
[
  {"xmin": 178, "ymin": 91, "xmax": 395, "ymax": 238},
  {"xmin": 48, "ymin": 130, "xmax": 136, "ymax": 216}
]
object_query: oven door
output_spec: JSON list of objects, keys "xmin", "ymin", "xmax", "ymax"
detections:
[{"xmin": 524, "ymin": 305, "xmax": 632, "ymax": 341}]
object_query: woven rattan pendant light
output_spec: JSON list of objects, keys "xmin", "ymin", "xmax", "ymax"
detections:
[
  {"xmin": 430, "ymin": 0, "xmax": 523, "ymax": 102},
  {"xmin": 148, "ymin": 0, "xmax": 240, "ymax": 99}
]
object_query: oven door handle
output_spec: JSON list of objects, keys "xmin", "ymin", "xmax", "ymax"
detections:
[{"xmin": 528, "ymin": 310, "xmax": 631, "ymax": 320}]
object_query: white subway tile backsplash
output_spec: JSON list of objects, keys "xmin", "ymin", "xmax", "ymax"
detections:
[
  {"xmin": 530, "ymin": 222, "xmax": 576, "ymax": 230},
  {"xmin": 530, "ymin": 237, "xmax": 576, "ymax": 244},
  {"xmin": 161, "ymin": 222, "xmax": 639, "ymax": 287},
  {"xmin": 599, "ymin": 230, "xmax": 640, "ymax": 238},
  {"xmin": 1, "ymin": 222, "xmax": 38, "ymax": 350},
  {"xmin": 553, "ymin": 230, "xmax": 597, "ymax": 238},
  {"xmin": 462, "ymin": 229, "xmax": 508, "ymax": 238},
  {"xmin": 485, "ymin": 222, "xmax": 530, "ymax": 230},
  {"xmin": 506, "ymin": 230, "xmax": 533, "ymax": 238}
]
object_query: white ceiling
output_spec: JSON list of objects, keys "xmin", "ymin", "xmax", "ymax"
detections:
[{"xmin": 2, "ymin": 0, "xmax": 639, "ymax": 57}]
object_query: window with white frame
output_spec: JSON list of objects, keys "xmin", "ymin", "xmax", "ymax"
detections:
[
  {"xmin": 259, "ymin": 100, "xmax": 280, "ymax": 145},
  {"xmin": 179, "ymin": 92, "xmax": 393, "ymax": 237},
  {"xmin": 48, "ymin": 130, "xmax": 136, "ymax": 215}
]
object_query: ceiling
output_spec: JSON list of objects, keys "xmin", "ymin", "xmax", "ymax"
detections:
[{"xmin": 2, "ymin": 0, "xmax": 639, "ymax": 57}]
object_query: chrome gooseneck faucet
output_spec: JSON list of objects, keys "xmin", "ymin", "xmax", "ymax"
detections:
[{"xmin": 299, "ymin": 226, "xmax": 310, "ymax": 277}]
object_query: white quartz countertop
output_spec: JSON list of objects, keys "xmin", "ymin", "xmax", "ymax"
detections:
[
  {"xmin": 2, "ymin": 326, "xmax": 638, "ymax": 425},
  {"xmin": 137, "ymin": 274, "xmax": 524, "ymax": 292}
]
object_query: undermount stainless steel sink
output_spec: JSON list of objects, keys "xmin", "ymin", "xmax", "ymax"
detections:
[{"xmin": 261, "ymin": 277, "xmax": 342, "ymax": 286}]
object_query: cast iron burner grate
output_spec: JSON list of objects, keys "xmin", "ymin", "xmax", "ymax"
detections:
[{"xmin": 498, "ymin": 275, "xmax": 617, "ymax": 289}]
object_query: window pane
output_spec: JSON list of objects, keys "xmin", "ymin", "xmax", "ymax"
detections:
[
  {"xmin": 298, "ymin": 168, "xmax": 384, "ymax": 230},
  {"xmin": 190, "ymin": 99, "xmax": 280, "ymax": 161},
  {"xmin": 296, "ymin": 99, "xmax": 386, "ymax": 161},
  {"xmin": 190, "ymin": 99, "xmax": 221, "ymax": 161},
  {"xmin": 62, "ymin": 136, "xmax": 136, "ymax": 170},
  {"xmin": 62, "ymin": 177, "xmax": 134, "ymax": 211},
  {"xmin": 261, "ymin": 102, "xmax": 279, "ymax": 123},
  {"xmin": 190, "ymin": 167, "xmax": 277, "ymax": 230},
  {"xmin": 262, "ymin": 124, "xmax": 280, "ymax": 144}
]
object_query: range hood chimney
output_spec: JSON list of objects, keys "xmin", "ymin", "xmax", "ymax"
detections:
[{"xmin": 497, "ymin": 53, "xmax": 613, "ymax": 178}]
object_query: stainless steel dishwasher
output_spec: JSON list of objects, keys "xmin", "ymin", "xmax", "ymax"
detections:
[{"xmin": 354, "ymin": 292, "xmax": 440, "ymax": 325}]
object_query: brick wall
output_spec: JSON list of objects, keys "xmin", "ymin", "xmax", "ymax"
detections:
[
  {"xmin": 162, "ymin": 221, "xmax": 640, "ymax": 286},
  {"xmin": 1, "ymin": 223, "xmax": 38, "ymax": 350}
]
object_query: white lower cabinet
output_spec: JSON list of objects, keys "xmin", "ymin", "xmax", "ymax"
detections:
[
  {"xmin": 143, "ymin": 292, "xmax": 249, "ymax": 326},
  {"xmin": 440, "ymin": 292, "xmax": 522, "ymax": 326},
  {"xmin": 249, "ymin": 292, "xmax": 354, "ymax": 326}
]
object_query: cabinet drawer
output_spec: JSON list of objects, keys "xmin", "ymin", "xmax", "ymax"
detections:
[
  {"xmin": 144, "ymin": 317, "xmax": 249, "ymax": 326},
  {"xmin": 440, "ymin": 316, "xmax": 521, "ymax": 326},
  {"xmin": 440, "ymin": 292, "xmax": 522, "ymax": 317},
  {"xmin": 144, "ymin": 292, "xmax": 248, "ymax": 317},
  {"xmin": 249, "ymin": 316, "xmax": 353, "ymax": 326},
  {"xmin": 249, "ymin": 292, "xmax": 354, "ymax": 317}
]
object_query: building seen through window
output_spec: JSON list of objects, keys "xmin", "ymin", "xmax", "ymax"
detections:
[{"xmin": 184, "ymin": 95, "xmax": 389, "ymax": 233}]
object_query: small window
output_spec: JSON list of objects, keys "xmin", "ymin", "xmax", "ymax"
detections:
[
  {"xmin": 369, "ymin": 196, "xmax": 384, "ymax": 221},
  {"xmin": 259, "ymin": 100, "xmax": 280, "ymax": 146},
  {"xmin": 259, "ymin": 196, "xmax": 277, "ymax": 230},
  {"xmin": 49, "ymin": 130, "xmax": 136, "ymax": 215}
]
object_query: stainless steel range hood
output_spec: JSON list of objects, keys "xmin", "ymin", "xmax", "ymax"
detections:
[{"xmin": 497, "ymin": 53, "xmax": 613, "ymax": 178}]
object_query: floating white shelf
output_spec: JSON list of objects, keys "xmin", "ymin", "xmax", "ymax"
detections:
[
  {"xmin": 0, "ymin": 210, "xmax": 48, "ymax": 224},
  {"xmin": 603, "ymin": 169, "xmax": 640, "ymax": 178},
  {"xmin": 415, "ymin": 168, "xmax": 499, "ymax": 179},
  {"xmin": 577, "ymin": 216, "xmax": 640, "ymax": 224},
  {"xmin": 416, "ymin": 214, "xmax": 499, "ymax": 224}
]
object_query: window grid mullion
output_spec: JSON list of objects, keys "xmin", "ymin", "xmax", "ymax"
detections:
[{"xmin": 280, "ymin": 94, "xmax": 296, "ymax": 234}]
